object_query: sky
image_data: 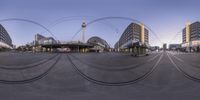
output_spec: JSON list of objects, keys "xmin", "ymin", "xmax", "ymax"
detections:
[{"xmin": 1, "ymin": 0, "xmax": 200, "ymax": 47}]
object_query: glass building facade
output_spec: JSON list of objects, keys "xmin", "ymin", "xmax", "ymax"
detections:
[
  {"xmin": 182, "ymin": 21, "xmax": 200, "ymax": 52},
  {"xmin": 0, "ymin": 24, "xmax": 12, "ymax": 49}
]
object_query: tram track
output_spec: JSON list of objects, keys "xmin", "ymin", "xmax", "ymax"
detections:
[
  {"xmin": 68, "ymin": 53, "xmax": 161, "ymax": 71},
  {"xmin": 66, "ymin": 53, "xmax": 163, "ymax": 86},
  {"xmin": 169, "ymin": 53, "xmax": 200, "ymax": 68},
  {"xmin": 167, "ymin": 52, "xmax": 200, "ymax": 82},
  {"xmin": 0, "ymin": 53, "xmax": 59, "ymax": 70},
  {"xmin": 0, "ymin": 54, "xmax": 61, "ymax": 84}
]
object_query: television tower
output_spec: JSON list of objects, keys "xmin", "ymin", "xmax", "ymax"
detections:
[{"xmin": 81, "ymin": 21, "xmax": 86, "ymax": 43}]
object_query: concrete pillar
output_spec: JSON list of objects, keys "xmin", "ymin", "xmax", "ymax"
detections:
[
  {"xmin": 42, "ymin": 47, "xmax": 45, "ymax": 52},
  {"xmin": 50, "ymin": 48, "xmax": 53, "ymax": 53},
  {"xmin": 78, "ymin": 46, "xmax": 80, "ymax": 53},
  {"xmin": 138, "ymin": 47, "xmax": 140, "ymax": 55}
]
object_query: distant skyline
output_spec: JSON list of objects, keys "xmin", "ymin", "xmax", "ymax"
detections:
[{"xmin": 1, "ymin": 0, "xmax": 200, "ymax": 47}]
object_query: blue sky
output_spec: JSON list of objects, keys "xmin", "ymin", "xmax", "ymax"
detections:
[{"xmin": 0, "ymin": 0, "xmax": 200, "ymax": 47}]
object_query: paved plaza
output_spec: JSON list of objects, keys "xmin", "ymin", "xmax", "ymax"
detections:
[{"xmin": 0, "ymin": 51, "xmax": 200, "ymax": 100}]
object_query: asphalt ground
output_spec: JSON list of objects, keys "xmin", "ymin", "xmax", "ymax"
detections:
[
  {"xmin": 0, "ymin": 51, "xmax": 200, "ymax": 100},
  {"xmin": 0, "ymin": 52, "xmax": 56, "ymax": 66}
]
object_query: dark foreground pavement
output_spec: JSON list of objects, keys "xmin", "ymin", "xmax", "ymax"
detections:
[{"xmin": 0, "ymin": 52, "xmax": 200, "ymax": 100}]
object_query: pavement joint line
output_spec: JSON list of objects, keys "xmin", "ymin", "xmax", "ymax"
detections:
[{"xmin": 66, "ymin": 53, "xmax": 163, "ymax": 86}]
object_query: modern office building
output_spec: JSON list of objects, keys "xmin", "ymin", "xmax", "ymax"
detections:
[
  {"xmin": 114, "ymin": 41, "xmax": 119, "ymax": 50},
  {"xmin": 182, "ymin": 21, "xmax": 200, "ymax": 52},
  {"xmin": 0, "ymin": 24, "xmax": 12, "ymax": 49},
  {"xmin": 115, "ymin": 23, "xmax": 149, "ymax": 54},
  {"xmin": 149, "ymin": 46, "xmax": 160, "ymax": 51},
  {"xmin": 30, "ymin": 34, "xmax": 94, "ymax": 53},
  {"xmin": 31, "ymin": 34, "xmax": 57, "ymax": 52},
  {"xmin": 87, "ymin": 36, "xmax": 110, "ymax": 52},
  {"xmin": 35, "ymin": 34, "xmax": 57, "ymax": 45},
  {"xmin": 169, "ymin": 44, "xmax": 181, "ymax": 50},
  {"xmin": 163, "ymin": 43, "xmax": 167, "ymax": 51}
]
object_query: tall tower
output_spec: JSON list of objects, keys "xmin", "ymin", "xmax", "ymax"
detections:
[{"xmin": 81, "ymin": 21, "xmax": 86, "ymax": 43}]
